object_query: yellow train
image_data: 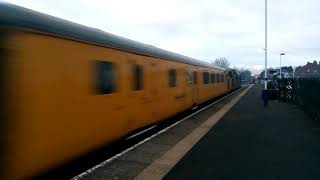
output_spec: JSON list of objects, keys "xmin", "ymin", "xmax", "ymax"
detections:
[{"xmin": 0, "ymin": 3, "xmax": 240, "ymax": 179}]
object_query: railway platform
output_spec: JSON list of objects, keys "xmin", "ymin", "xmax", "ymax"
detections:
[
  {"xmin": 74, "ymin": 84, "xmax": 320, "ymax": 180},
  {"xmin": 163, "ymin": 85, "xmax": 320, "ymax": 180}
]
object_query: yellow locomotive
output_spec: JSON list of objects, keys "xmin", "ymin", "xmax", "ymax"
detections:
[{"xmin": 0, "ymin": 3, "xmax": 239, "ymax": 179}]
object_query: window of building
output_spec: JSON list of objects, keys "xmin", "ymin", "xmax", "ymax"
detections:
[
  {"xmin": 96, "ymin": 61, "xmax": 116, "ymax": 94},
  {"xmin": 193, "ymin": 71, "xmax": 197, "ymax": 84},
  {"xmin": 203, "ymin": 72, "xmax": 209, "ymax": 84},
  {"xmin": 132, "ymin": 64, "xmax": 143, "ymax": 90},
  {"xmin": 169, "ymin": 69, "xmax": 177, "ymax": 87},
  {"xmin": 210, "ymin": 73, "xmax": 215, "ymax": 83}
]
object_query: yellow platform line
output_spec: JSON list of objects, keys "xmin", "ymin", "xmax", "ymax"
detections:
[{"xmin": 134, "ymin": 85, "xmax": 253, "ymax": 180}]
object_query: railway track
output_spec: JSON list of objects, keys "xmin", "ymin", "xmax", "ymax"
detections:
[{"xmin": 34, "ymin": 87, "xmax": 244, "ymax": 180}]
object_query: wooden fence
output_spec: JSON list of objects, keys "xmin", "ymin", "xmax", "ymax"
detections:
[{"xmin": 273, "ymin": 78, "xmax": 320, "ymax": 120}]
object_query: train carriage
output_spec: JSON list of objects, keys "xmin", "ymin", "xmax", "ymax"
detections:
[{"xmin": 0, "ymin": 3, "xmax": 238, "ymax": 179}]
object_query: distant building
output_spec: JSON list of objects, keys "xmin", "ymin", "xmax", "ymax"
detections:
[
  {"xmin": 295, "ymin": 61, "xmax": 320, "ymax": 78},
  {"xmin": 259, "ymin": 69, "xmax": 274, "ymax": 80},
  {"xmin": 258, "ymin": 61, "xmax": 320, "ymax": 81},
  {"xmin": 274, "ymin": 71, "xmax": 291, "ymax": 79},
  {"xmin": 259, "ymin": 67, "xmax": 293, "ymax": 80},
  {"xmin": 258, "ymin": 69, "xmax": 278, "ymax": 84}
]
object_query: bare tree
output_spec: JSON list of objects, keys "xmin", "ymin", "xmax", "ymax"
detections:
[{"xmin": 213, "ymin": 57, "xmax": 230, "ymax": 68}]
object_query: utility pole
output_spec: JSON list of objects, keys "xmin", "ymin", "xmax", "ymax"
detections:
[{"xmin": 264, "ymin": 0, "xmax": 268, "ymax": 90}]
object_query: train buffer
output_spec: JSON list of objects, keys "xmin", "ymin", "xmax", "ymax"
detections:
[{"xmin": 74, "ymin": 85, "xmax": 320, "ymax": 180}]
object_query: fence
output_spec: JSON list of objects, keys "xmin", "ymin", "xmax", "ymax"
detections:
[{"xmin": 273, "ymin": 78, "xmax": 320, "ymax": 120}]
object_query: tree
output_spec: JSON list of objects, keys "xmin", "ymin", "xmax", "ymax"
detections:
[
  {"xmin": 240, "ymin": 70, "xmax": 251, "ymax": 79},
  {"xmin": 239, "ymin": 69, "xmax": 252, "ymax": 82},
  {"xmin": 213, "ymin": 57, "xmax": 230, "ymax": 68}
]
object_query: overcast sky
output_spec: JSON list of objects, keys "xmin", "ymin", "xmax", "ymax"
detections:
[{"xmin": 4, "ymin": 0, "xmax": 320, "ymax": 74}]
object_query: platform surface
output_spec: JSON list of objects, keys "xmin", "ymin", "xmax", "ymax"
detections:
[{"xmin": 164, "ymin": 85, "xmax": 320, "ymax": 180}]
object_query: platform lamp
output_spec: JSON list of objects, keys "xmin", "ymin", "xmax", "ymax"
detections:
[{"xmin": 280, "ymin": 53, "xmax": 285, "ymax": 79}]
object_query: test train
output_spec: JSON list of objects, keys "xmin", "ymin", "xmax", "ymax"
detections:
[{"xmin": 0, "ymin": 3, "xmax": 240, "ymax": 179}]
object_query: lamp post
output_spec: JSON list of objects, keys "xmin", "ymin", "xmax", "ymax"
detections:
[
  {"xmin": 264, "ymin": 0, "xmax": 268, "ymax": 90},
  {"xmin": 280, "ymin": 53, "xmax": 285, "ymax": 79}
]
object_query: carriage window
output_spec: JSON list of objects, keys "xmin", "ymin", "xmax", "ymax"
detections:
[
  {"xmin": 217, "ymin": 73, "xmax": 220, "ymax": 83},
  {"xmin": 221, "ymin": 73, "xmax": 225, "ymax": 82},
  {"xmin": 210, "ymin": 73, "xmax": 215, "ymax": 83},
  {"xmin": 193, "ymin": 71, "xmax": 197, "ymax": 84},
  {"xmin": 203, "ymin": 72, "xmax": 209, "ymax": 84},
  {"xmin": 96, "ymin": 61, "xmax": 116, "ymax": 94},
  {"xmin": 132, "ymin": 64, "xmax": 143, "ymax": 90},
  {"xmin": 185, "ymin": 70, "xmax": 192, "ymax": 85},
  {"xmin": 169, "ymin": 69, "xmax": 177, "ymax": 87}
]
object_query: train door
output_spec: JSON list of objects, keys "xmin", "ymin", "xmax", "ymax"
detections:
[
  {"xmin": 184, "ymin": 69, "xmax": 193, "ymax": 109},
  {"xmin": 128, "ymin": 59, "xmax": 162, "ymax": 127},
  {"xmin": 227, "ymin": 74, "xmax": 231, "ymax": 90},
  {"xmin": 192, "ymin": 70, "xmax": 199, "ymax": 105},
  {"xmin": 145, "ymin": 61, "xmax": 161, "ymax": 123},
  {"xmin": 126, "ymin": 59, "xmax": 152, "ymax": 131},
  {"xmin": 166, "ymin": 65, "xmax": 181, "ymax": 116}
]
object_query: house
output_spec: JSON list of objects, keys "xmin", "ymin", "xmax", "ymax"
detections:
[
  {"xmin": 295, "ymin": 61, "xmax": 320, "ymax": 78},
  {"xmin": 259, "ymin": 67, "xmax": 293, "ymax": 80}
]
